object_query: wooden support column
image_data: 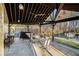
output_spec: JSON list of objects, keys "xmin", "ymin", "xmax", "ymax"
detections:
[
  {"xmin": 27, "ymin": 25, "xmax": 29, "ymax": 32},
  {"xmin": 52, "ymin": 24, "xmax": 55, "ymax": 41},
  {"xmin": 27, "ymin": 25, "xmax": 31, "ymax": 39},
  {"xmin": 50, "ymin": 9, "xmax": 55, "ymax": 41}
]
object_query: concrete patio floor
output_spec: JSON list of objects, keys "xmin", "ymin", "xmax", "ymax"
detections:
[{"xmin": 4, "ymin": 38, "xmax": 36, "ymax": 56}]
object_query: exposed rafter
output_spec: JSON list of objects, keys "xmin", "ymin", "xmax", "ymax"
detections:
[
  {"xmin": 35, "ymin": 4, "xmax": 44, "ymax": 23},
  {"xmin": 9, "ymin": 3, "xmax": 13, "ymax": 23},
  {"xmin": 5, "ymin": 3, "xmax": 79, "ymax": 25},
  {"xmin": 14, "ymin": 4, "xmax": 16, "ymax": 23},
  {"xmin": 32, "ymin": 3, "xmax": 41, "ymax": 23},
  {"xmin": 22, "ymin": 4, "xmax": 25, "ymax": 23},
  {"xmin": 24, "ymin": 3, "xmax": 29, "ymax": 23},
  {"xmin": 27, "ymin": 4, "xmax": 34, "ymax": 23}
]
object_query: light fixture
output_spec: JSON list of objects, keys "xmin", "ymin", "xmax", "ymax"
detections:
[
  {"xmin": 18, "ymin": 20, "xmax": 20, "ymax": 22},
  {"xmin": 19, "ymin": 4, "xmax": 24, "ymax": 10}
]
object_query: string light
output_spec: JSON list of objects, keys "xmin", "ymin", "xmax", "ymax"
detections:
[{"xmin": 19, "ymin": 4, "xmax": 24, "ymax": 10}]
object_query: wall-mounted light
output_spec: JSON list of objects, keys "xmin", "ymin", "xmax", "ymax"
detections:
[{"xmin": 19, "ymin": 4, "xmax": 24, "ymax": 10}]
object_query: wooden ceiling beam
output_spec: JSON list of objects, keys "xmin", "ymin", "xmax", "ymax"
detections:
[
  {"xmin": 30, "ymin": 4, "xmax": 38, "ymax": 23},
  {"xmin": 41, "ymin": 16, "xmax": 79, "ymax": 25},
  {"xmin": 35, "ymin": 5, "xmax": 44, "ymax": 22},
  {"xmin": 32, "ymin": 4, "xmax": 41, "ymax": 24},
  {"xmin": 22, "ymin": 4, "xmax": 25, "ymax": 23},
  {"xmin": 29, "ymin": 4, "xmax": 35, "ymax": 24},
  {"xmin": 24, "ymin": 3, "xmax": 29, "ymax": 23},
  {"xmin": 27, "ymin": 4, "xmax": 34, "ymax": 24},
  {"xmin": 14, "ymin": 3, "xmax": 16, "ymax": 23},
  {"xmin": 38, "ymin": 5, "xmax": 47, "ymax": 23},
  {"xmin": 18, "ymin": 4, "xmax": 20, "ymax": 22},
  {"xmin": 9, "ymin": 3, "xmax": 13, "ymax": 23},
  {"xmin": 42, "ymin": 8, "xmax": 52, "ymax": 22},
  {"xmin": 34, "ymin": 4, "xmax": 42, "ymax": 23},
  {"xmin": 15, "ymin": 4, "xmax": 19, "ymax": 23}
]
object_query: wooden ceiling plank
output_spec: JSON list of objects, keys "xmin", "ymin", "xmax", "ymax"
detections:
[
  {"xmin": 37, "ymin": 5, "xmax": 46, "ymax": 23},
  {"xmin": 9, "ymin": 3, "xmax": 13, "ymax": 23},
  {"xmin": 30, "ymin": 3, "xmax": 35, "ymax": 24},
  {"xmin": 30, "ymin": 3, "xmax": 36, "ymax": 24},
  {"xmin": 19, "ymin": 4, "xmax": 20, "ymax": 22},
  {"xmin": 39, "ymin": 5, "xmax": 48, "ymax": 22},
  {"xmin": 35, "ymin": 4, "xmax": 44, "ymax": 23},
  {"xmin": 32, "ymin": 4, "xmax": 41, "ymax": 24},
  {"xmin": 14, "ymin": 3, "xmax": 16, "ymax": 23},
  {"xmin": 22, "ymin": 4, "xmax": 25, "ymax": 23},
  {"xmin": 27, "ymin": 4, "xmax": 34, "ymax": 24},
  {"xmin": 42, "ymin": 8, "xmax": 51, "ymax": 22},
  {"xmin": 24, "ymin": 3, "xmax": 29, "ymax": 22},
  {"xmin": 15, "ymin": 3, "xmax": 19, "ymax": 24}
]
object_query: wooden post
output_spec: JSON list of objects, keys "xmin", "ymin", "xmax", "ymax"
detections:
[{"xmin": 52, "ymin": 24, "xmax": 55, "ymax": 41}]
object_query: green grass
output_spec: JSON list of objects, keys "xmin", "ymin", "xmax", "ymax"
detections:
[{"xmin": 54, "ymin": 37, "xmax": 79, "ymax": 49}]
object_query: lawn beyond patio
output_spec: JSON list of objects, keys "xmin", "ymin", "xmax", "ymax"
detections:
[{"xmin": 54, "ymin": 37, "xmax": 79, "ymax": 49}]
